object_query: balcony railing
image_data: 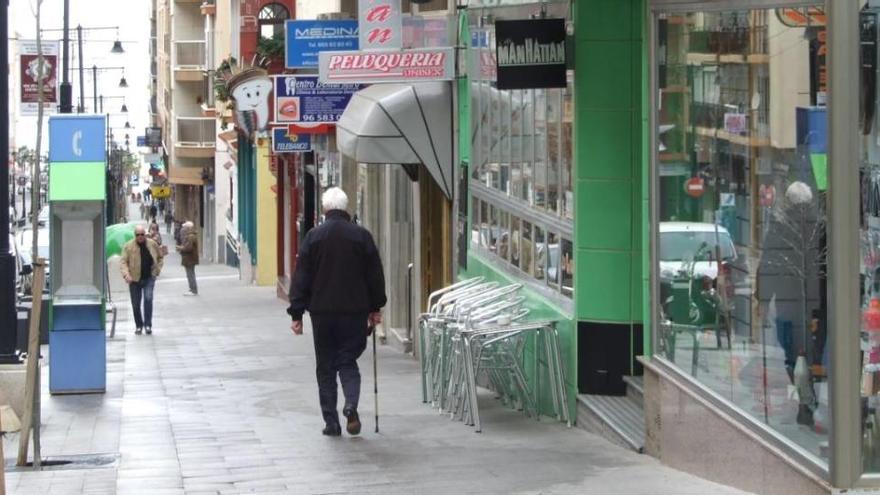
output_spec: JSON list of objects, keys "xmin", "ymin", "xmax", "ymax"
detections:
[
  {"xmin": 174, "ymin": 41, "xmax": 206, "ymax": 70},
  {"xmin": 176, "ymin": 117, "xmax": 214, "ymax": 147}
]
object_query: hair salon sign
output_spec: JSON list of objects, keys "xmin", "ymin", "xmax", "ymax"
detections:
[
  {"xmin": 318, "ymin": 47, "xmax": 454, "ymax": 84},
  {"xmin": 495, "ymin": 18, "xmax": 567, "ymax": 90},
  {"xmin": 359, "ymin": 0, "xmax": 402, "ymax": 50}
]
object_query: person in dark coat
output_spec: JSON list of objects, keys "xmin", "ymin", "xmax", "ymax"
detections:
[
  {"xmin": 288, "ymin": 187, "xmax": 387, "ymax": 437},
  {"xmin": 176, "ymin": 221, "xmax": 199, "ymax": 296}
]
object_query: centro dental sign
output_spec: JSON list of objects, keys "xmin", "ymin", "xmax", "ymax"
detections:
[{"xmin": 318, "ymin": 47, "xmax": 455, "ymax": 84}]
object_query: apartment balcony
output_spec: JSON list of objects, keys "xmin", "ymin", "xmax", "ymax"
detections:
[
  {"xmin": 173, "ymin": 41, "xmax": 206, "ymax": 81},
  {"xmin": 175, "ymin": 117, "xmax": 215, "ymax": 158}
]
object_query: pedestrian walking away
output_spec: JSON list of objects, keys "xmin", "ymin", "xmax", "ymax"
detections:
[
  {"xmin": 177, "ymin": 221, "xmax": 199, "ymax": 296},
  {"xmin": 148, "ymin": 222, "xmax": 168, "ymax": 256},
  {"xmin": 149, "ymin": 203, "xmax": 158, "ymax": 223},
  {"xmin": 120, "ymin": 225, "xmax": 164, "ymax": 335},
  {"xmin": 288, "ymin": 187, "xmax": 387, "ymax": 437},
  {"xmin": 164, "ymin": 210, "xmax": 173, "ymax": 234}
]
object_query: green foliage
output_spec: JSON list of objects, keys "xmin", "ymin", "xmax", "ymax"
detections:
[
  {"xmin": 214, "ymin": 56, "xmax": 238, "ymax": 103},
  {"xmin": 256, "ymin": 35, "xmax": 284, "ymax": 60}
]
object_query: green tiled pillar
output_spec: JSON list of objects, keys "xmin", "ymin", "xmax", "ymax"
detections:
[{"xmin": 573, "ymin": 0, "xmax": 645, "ymax": 325}]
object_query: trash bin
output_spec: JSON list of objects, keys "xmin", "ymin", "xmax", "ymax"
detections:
[{"xmin": 17, "ymin": 294, "xmax": 51, "ymax": 347}]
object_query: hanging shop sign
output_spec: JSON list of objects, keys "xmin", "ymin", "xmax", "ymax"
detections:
[
  {"xmin": 288, "ymin": 123, "xmax": 335, "ymax": 135},
  {"xmin": 285, "ymin": 20, "xmax": 360, "ymax": 69},
  {"xmin": 272, "ymin": 128, "xmax": 312, "ymax": 153},
  {"xmin": 150, "ymin": 184, "xmax": 172, "ymax": 199},
  {"xmin": 273, "ymin": 75, "xmax": 364, "ymax": 124},
  {"xmin": 222, "ymin": 66, "xmax": 272, "ymax": 139},
  {"xmin": 318, "ymin": 47, "xmax": 455, "ymax": 84},
  {"xmin": 145, "ymin": 127, "xmax": 162, "ymax": 147},
  {"xmin": 495, "ymin": 18, "xmax": 566, "ymax": 90},
  {"xmin": 19, "ymin": 40, "xmax": 60, "ymax": 116},
  {"xmin": 359, "ymin": 0, "xmax": 402, "ymax": 50}
]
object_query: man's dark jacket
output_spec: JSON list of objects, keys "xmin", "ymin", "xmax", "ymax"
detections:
[{"xmin": 287, "ymin": 210, "xmax": 387, "ymax": 321}]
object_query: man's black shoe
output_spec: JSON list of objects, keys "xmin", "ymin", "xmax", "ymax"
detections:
[
  {"xmin": 343, "ymin": 408, "xmax": 361, "ymax": 436},
  {"xmin": 134, "ymin": 328, "xmax": 142, "ymax": 335},
  {"xmin": 322, "ymin": 423, "xmax": 342, "ymax": 436}
]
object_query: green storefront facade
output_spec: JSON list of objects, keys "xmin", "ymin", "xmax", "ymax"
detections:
[
  {"xmin": 457, "ymin": 0, "xmax": 649, "ymax": 418},
  {"xmin": 457, "ymin": 0, "xmax": 880, "ymax": 492}
]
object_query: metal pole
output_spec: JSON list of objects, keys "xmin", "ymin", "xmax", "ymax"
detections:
[
  {"xmin": 77, "ymin": 25, "xmax": 84, "ymax": 113},
  {"xmin": 92, "ymin": 65, "xmax": 97, "ymax": 113},
  {"xmin": 0, "ymin": 0, "xmax": 20, "ymax": 363},
  {"xmin": 59, "ymin": 0, "xmax": 72, "ymax": 113}
]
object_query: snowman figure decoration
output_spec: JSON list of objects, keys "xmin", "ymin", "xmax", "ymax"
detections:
[{"xmin": 226, "ymin": 66, "xmax": 272, "ymax": 138}]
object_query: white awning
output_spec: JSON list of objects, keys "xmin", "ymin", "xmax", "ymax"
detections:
[{"xmin": 336, "ymin": 82, "xmax": 453, "ymax": 199}]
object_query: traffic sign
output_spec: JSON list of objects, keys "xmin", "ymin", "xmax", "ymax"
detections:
[{"xmin": 684, "ymin": 177, "xmax": 705, "ymax": 198}]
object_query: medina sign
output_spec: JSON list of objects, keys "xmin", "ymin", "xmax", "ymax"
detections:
[
  {"xmin": 285, "ymin": 20, "xmax": 359, "ymax": 68},
  {"xmin": 495, "ymin": 18, "xmax": 567, "ymax": 90}
]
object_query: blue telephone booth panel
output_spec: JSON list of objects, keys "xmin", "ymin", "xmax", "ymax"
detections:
[{"xmin": 49, "ymin": 330, "xmax": 106, "ymax": 394}]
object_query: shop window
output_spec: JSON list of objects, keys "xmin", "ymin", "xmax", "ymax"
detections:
[
  {"xmin": 654, "ymin": 6, "xmax": 828, "ymax": 462},
  {"xmin": 862, "ymin": 1, "xmax": 880, "ymax": 473},
  {"xmin": 467, "ymin": 10, "xmax": 573, "ymax": 301}
]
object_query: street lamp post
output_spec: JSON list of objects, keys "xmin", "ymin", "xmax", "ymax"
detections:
[
  {"xmin": 59, "ymin": 0, "xmax": 72, "ymax": 113},
  {"xmin": 0, "ymin": 0, "xmax": 22, "ymax": 362}
]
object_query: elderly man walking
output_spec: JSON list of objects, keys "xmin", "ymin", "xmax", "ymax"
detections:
[
  {"xmin": 288, "ymin": 187, "xmax": 387, "ymax": 437},
  {"xmin": 176, "ymin": 221, "xmax": 199, "ymax": 296},
  {"xmin": 120, "ymin": 225, "xmax": 164, "ymax": 335}
]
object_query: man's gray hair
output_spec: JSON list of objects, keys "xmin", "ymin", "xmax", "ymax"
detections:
[
  {"xmin": 183, "ymin": 221, "xmax": 194, "ymax": 228},
  {"xmin": 322, "ymin": 187, "xmax": 348, "ymax": 212}
]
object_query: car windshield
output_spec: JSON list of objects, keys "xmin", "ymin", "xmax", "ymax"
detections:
[{"xmin": 660, "ymin": 230, "xmax": 735, "ymax": 262}]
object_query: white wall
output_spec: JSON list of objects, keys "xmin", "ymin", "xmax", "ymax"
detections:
[
  {"xmin": 768, "ymin": 16, "xmax": 811, "ymax": 150},
  {"xmin": 295, "ymin": 0, "xmax": 340, "ymax": 19}
]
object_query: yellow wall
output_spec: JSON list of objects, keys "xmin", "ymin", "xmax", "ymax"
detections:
[{"xmin": 256, "ymin": 138, "xmax": 278, "ymax": 286}]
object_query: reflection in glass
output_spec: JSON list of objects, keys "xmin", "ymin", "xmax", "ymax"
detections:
[
  {"xmin": 655, "ymin": 6, "xmax": 829, "ymax": 462},
  {"xmin": 561, "ymin": 237, "xmax": 573, "ymax": 298},
  {"xmin": 546, "ymin": 232, "xmax": 559, "ymax": 288},
  {"xmin": 498, "ymin": 210, "xmax": 510, "ymax": 262},
  {"xmin": 520, "ymin": 220, "xmax": 534, "ymax": 275},
  {"xmin": 511, "ymin": 215, "xmax": 521, "ymax": 267},
  {"xmin": 534, "ymin": 226, "xmax": 546, "ymax": 281},
  {"xmin": 861, "ymin": 1, "xmax": 880, "ymax": 473}
]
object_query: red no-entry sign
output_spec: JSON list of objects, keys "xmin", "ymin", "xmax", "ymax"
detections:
[{"xmin": 684, "ymin": 177, "xmax": 705, "ymax": 198}]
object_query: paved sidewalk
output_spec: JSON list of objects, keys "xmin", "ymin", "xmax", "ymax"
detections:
[{"xmin": 3, "ymin": 243, "xmax": 753, "ymax": 494}]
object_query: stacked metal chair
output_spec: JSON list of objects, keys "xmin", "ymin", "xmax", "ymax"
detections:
[{"xmin": 419, "ymin": 277, "xmax": 571, "ymax": 432}]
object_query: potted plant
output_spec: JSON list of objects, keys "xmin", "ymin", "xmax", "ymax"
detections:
[{"xmin": 255, "ymin": 35, "xmax": 285, "ymax": 72}]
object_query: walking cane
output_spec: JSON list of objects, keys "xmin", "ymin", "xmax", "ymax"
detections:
[{"xmin": 371, "ymin": 324, "xmax": 379, "ymax": 433}]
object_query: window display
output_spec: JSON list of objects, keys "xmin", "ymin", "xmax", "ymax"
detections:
[
  {"xmin": 655, "ymin": 6, "xmax": 829, "ymax": 461},
  {"xmin": 860, "ymin": 1, "xmax": 880, "ymax": 474},
  {"xmin": 468, "ymin": 5, "xmax": 574, "ymax": 300}
]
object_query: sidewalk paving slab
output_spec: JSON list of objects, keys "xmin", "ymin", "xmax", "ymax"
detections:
[{"xmin": 4, "ymin": 247, "xmax": 754, "ymax": 494}]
